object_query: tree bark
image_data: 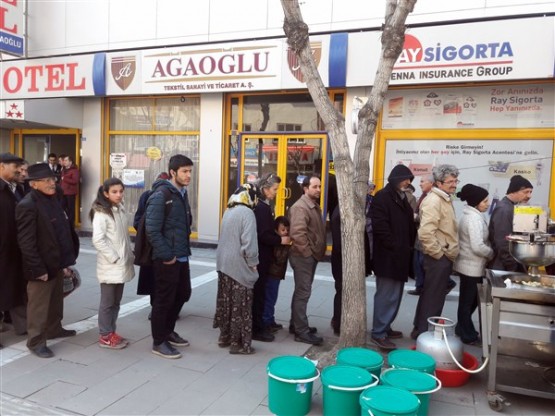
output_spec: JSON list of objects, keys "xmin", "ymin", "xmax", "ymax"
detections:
[{"xmin": 281, "ymin": 0, "xmax": 416, "ymax": 349}]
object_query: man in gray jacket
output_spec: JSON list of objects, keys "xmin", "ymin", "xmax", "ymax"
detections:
[
  {"xmin": 488, "ymin": 174, "xmax": 533, "ymax": 272},
  {"xmin": 288, "ymin": 176, "xmax": 326, "ymax": 345},
  {"xmin": 146, "ymin": 154, "xmax": 193, "ymax": 359}
]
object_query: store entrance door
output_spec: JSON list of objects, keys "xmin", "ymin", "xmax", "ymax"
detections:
[{"xmin": 238, "ymin": 133, "xmax": 328, "ymax": 217}]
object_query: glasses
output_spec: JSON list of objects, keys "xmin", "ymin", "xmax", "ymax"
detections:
[
  {"xmin": 442, "ymin": 179, "xmax": 460, "ymax": 185},
  {"xmin": 35, "ymin": 177, "xmax": 56, "ymax": 183}
]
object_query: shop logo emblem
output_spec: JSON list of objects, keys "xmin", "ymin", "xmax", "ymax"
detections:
[
  {"xmin": 111, "ymin": 56, "xmax": 136, "ymax": 90},
  {"xmin": 287, "ymin": 42, "xmax": 321, "ymax": 83}
]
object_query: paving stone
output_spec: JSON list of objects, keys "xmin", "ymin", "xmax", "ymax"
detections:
[{"xmin": 26, "ymin": 380, "xmax": 87, "ymax": 407}]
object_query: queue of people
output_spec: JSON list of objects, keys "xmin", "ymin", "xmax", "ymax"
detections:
[{"xmin": 1, "ymin": 149, "xmax": 538, "ymax": 359}]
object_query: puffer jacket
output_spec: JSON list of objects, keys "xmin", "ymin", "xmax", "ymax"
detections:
[
  {"xmin": 145, "ymin": 179, "xmax": 192, "ymax": 262},
  {"xmin": 418, "ymin": 187, "xmax": 459, "ymax": 261},
  {"xmin": 92, "ymin": 204, "xmax": 135, "ymax": 284},
  {"xmin": 454, "ymin": 206, "xmax": 493, "ymax": 277}
]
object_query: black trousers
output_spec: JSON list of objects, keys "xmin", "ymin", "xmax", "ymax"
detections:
[
  {"xmin": 151, "ymin": 260, "xmax": 191, "ymax": 345},
  {"xmin": 455, "ymin": 273, "xmax": 481, "ymax": 343},
  {"xmin": 252, "ymin": 271, "xmax": 267, "ymax": 333}
]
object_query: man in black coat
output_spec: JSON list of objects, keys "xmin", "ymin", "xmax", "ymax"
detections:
[
  {"xmin": 370, "ymin": 164, "xmax": 416, "ymax": 350},
  {"xmin": 16, "ymin": 163, "xmax": 80, "ymax": 358},
  {"xmin": 0, "ymin": 153, "xmax": 28, "ymax": 345}
]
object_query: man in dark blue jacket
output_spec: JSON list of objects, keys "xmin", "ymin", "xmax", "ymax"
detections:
[{"xmin": 145, "ymin": 155, "xmax": 193, "ymax": 359}]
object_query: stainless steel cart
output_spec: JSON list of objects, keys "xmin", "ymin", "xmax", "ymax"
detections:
[{"xmin": 482, "ymin": 270, "xmax": 555, "ymax": 411}]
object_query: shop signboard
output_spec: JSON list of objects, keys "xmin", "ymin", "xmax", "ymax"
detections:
[
  {"xmin": 382, "ymin": 83, "xmax": 555, "ymax": 130},
  {"xmin": 0, "ymin": 0, "xmax": 25, "ymax": 56},
  {"xmin": 383, "ymin": 139, "xmax": 553, "ymax": 219}
]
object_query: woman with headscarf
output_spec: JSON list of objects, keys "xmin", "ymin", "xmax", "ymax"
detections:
[
  {"xmin": 453, "ymin": 184, "xmax": 493, "ymax": 346},
  {"xmin": 213, "ymin": 183, "xmax": 259, "ymax": 355}
]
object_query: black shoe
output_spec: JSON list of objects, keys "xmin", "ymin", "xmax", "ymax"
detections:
[
  {"xmin": 267, "ymin": 322, "xmax": 283, "ymax": 333},
  {"xmin": 168, "ymin": 331, "xmax": 189, "ymax": 347},
  {"xmin": 408, "ymin": 288, "xmax": 422, "ymax": 296},
  {"xmin": 446, "ymin": 280, "xmax": 456, "ymax": 295},
  {"xmin": 331, "ymin": 319, "xmax": 340, "ymax": 336},
  {"xmin": 410, "ymin": 329, "xmax": 421, "ymax": 340},
  {"xmin": 294, "ymin": 332, "xmax": 323, "ymax": 346},
  {"xmin": 47, "ymin": 328, "xmax": 76, "ymax": 339},
  {"xmin": 152, "ymin": 341, "xmax": 181, "ymax": 359},
  {"xmin": 148, "ymin": 311, "xmax": 152, "ymax": 320},
  {"xmin": 289, "ymin": 325, "xmax": 317, "ymax": 335},
  {"xmin": 253, "ymin": 330, "xmax": 274, "ymax": 342},
  {"xmin": 30, "ymin": 345, "xmax": 54, "ymax": 358}
]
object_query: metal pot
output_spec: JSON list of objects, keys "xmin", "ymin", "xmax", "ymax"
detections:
[
  {"xmin": 509, "ymin": 239, "xmax": 555, "ymax": 277},
  {"xmin": 416, "ymin": 317, "xmax": 463, "ymax": 370}
]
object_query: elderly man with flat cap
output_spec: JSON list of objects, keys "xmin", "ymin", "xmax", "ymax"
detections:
[
  {"xmin": 15, "ymin": 163, "xmax": 80, "ymax": 358},
  {"xmin": 488, "ymin": 174, "xmax": 533, "ymax": 272},
  {"xmin": 0, "ymin": 153, "xmax": 28, "ymax": 346}
]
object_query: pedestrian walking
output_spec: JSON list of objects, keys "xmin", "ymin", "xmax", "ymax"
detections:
[{"xmin": 90, "ymin": 178, "xmax": 135, "ymax": 350}]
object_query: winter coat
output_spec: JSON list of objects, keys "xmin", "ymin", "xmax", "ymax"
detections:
[
  {"xmin": 60, "ymin": 165, "xmax": 80, "ymax": 195},
  {"xmin": 216, "ymin": 204, "xmax": 259, "ymax": 288},
  {"xmin": 488, "ymin": 196, "xmax": 523, "ymax": 272},
  {"xmin": 268, "ymin": 244, "xmax": 290, "ymax": 280},
  {"xmin": 16, "ymin": 190, "xmax": 79, "ymax": 281},
  {"xmin": 418, "ymin": 187, "xmax": 459, "ymax": 262},
  {"xmin": 371, "ymin": 183, "xmax": 416, "ymax": 281},
  {"xmin": 254, "ymin": 199, "xmax": 281, "ymax": 278},
  {"xmin": 0, "ymin": 180, "xmax": 25, "ymax": 310},
  {"xmin": 289, "ymin": 194, "xmax": 326, "ymax": 260},
  {"xmin": 92, "ymin": 205, "xmax": 135, "ymax": 284},
  {"xmin": 145, "ymin": 179, "xmax": 192, "ymax": 262},
  {"xmin": 454, "ymin": 205, "xmax": 494, "ymax": 278}
]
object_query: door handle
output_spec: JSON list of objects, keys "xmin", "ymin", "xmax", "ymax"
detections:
[{"xmin": 284, "ymin": 187, "xmax": 291, "ymax": 199}]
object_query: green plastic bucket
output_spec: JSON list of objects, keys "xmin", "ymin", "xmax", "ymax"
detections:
[
  {"xmin": 267, "ymin": 356, "xmax": 319, "ymax": 416},
  {"xmin": 387, "ymin": 349, "xmax": 436, "ymax": 374},
  {"xmin": 337, "ymin": 347, "xmax": 384, "ymax": 378},
  {"xmin": 380, "ymin": 368, "xmax": 441, "ymax": 416},
  {"xmin": 321, "ymin": 365, "xmax": 379, "ymax": 416},
  {"xmin": 360, "ymin": 385, "xmax": 420, "ymax": 416}
]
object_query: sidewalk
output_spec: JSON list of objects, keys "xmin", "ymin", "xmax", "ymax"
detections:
[{"xmin": 0, "ymin": 237, "xmax": 553, "ymax": 415}]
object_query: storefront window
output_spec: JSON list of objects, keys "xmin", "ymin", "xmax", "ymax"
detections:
[
  {"xmin": 0, "ymin": 129, "xmax": 11, "ymax": 153},
  {"xmin": 108, "ymin": 97, "xmax": 200, "ymax": 232}
]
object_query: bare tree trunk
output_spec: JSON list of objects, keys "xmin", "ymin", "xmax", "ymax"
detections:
[{"xmin": 281, "ymin": 0, "xmax": 416, "ymax": 349}]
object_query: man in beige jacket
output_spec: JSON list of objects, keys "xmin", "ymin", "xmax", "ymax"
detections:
[
  {"xmin": 411, "ymin": 164, "xmax": 460, "ymax": 339},
  {"xmin": 288, "ymin": 175, "xmax": 326, "ymax": 345}
]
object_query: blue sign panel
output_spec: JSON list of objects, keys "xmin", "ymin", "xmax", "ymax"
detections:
[{"xmin": 0, "ymin": 31, "xmax": 24, "ymax": 56}]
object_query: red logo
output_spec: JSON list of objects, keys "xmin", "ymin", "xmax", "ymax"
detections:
[
  {"xmin": 398, "ymin": 34, "xmax": 423, "ymax": 64},
  {"xmin": 111, "ymin": 56, "xmax": 136, "ymax": 90},
  {"xmin": 287, "ymin": 42, "xmax": 322, "ymax": 82}
]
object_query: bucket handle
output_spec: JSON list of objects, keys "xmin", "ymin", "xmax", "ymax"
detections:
[
  {"xmin": 380, "ymin": 368, "xmax": 442, "ymax": 395},
  {"xmin": 268, "ymin": 368, "xmax": 320, "ymax": 384},
  {"xmin": 328, "ymin": 373, "xmax": 379, "ymax": 391}
]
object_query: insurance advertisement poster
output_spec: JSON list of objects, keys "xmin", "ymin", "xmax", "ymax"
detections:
[{"xmin": 383, "ymin": 139, "xmax": 553, "ymax": 219}]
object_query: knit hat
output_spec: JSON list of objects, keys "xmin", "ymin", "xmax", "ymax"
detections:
[
  {"xmin": 506, "ymin": 175, "xmax": 533, "ymax": 194},
  {"xmin": 456, "ymin": 184, "xmax": 489, "ymax": 207},
  {"xmin": 387, "ymin": 164, "xmax": 414, "ymax": 186}
]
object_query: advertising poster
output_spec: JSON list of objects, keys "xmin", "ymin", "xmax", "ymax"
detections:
[
  {"xmin": 383, "ymin": 139, "xmax": 553, "ymax": 219},
  {"xmin": 122, "ymin": 169, "xmax": 145, "ymax": 189}
]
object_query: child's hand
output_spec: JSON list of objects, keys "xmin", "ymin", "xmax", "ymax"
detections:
[{"xmin": 281, "ymin": 236, "xmax": 292, "ymax": 245}]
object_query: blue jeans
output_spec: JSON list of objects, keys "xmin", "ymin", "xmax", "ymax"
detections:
[
  {"xmin": 262, "ymin": 278, "xmax": 281, "ymax": 326},
  {"xmin": 413, "ymin": 249, "xmax": 425, "ymax": 289}
]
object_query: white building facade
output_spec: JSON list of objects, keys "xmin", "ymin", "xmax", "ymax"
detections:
[{"xmin": 1, "ymin": 0, "xmax": 554, "ymax": 242}]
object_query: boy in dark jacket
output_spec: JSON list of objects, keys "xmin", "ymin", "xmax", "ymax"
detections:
[{"xmin": 263, "ymin": 216, "xmax": 291, "ymax": 332}]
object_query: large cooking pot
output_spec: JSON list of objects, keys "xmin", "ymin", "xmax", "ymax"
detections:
[{"xmin": 509, "ymin": 239, "xmax": 555, "ymax": 277}]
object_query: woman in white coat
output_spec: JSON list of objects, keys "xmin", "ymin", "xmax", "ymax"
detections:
[
  {"xmin": 90, "ymin": 178, "xmax": 135, "ymax": 349},
  {"xmin": 453, "ymin": 184, "xmax": 493, "ymax": 345}
]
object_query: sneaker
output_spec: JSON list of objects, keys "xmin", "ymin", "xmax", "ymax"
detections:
[
  {"xmin": 294, "ymin": 332, "xmax": 323, "ymax": 346},
  {"xmin": 111, "ymin": 332, "xmax": 126, "ymax": 343},
  {"xmin": 371, "ymin": 336, "xmax": 397, "ymax": 351},
  {"xmin": 289, "ymin": 325, "xmax": 318, "ymax": 335},
  {"xmin": 99, "ymin": 333, "xmax": 127, "ymax": 350},
  {"xmin": 168, "ymin": 331, "xmax": 190, "ymax": 347},
  {"xmin": 152, "ymin": 341, "xmax": 182, "ymax": 359},
  {"xmin": 386, "ymin": 329, "xmax": 403, "ymax": 339},
  {"xmin": 408, "ymin": 288, "xmax": 422, "ymax": 296},
  {"xmin": 252, "ymin": 330, "xmax": 274, "ymax": 342}
]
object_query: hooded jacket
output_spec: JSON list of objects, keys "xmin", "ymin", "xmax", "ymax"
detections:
[{"xmin": 145, "ymin": 179, "xmax": 192, "ymax": 262}]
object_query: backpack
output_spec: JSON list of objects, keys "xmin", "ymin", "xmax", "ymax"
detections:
[{"xmin": 134, "ymin": 187, "xmax": 172, "ymax": 267}]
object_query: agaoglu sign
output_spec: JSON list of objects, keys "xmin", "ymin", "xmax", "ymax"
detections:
[{"xmin": 0, "ymin": 0, "xmax": 25, "ymax": 56}]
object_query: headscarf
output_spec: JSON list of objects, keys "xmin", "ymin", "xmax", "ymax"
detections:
[{"xmin": 227, "ymin": 183, "xmax": 259, "ymax": 209}]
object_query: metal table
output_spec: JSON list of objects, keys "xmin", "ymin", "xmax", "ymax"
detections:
[{"xmin": 482, "ymin": 269, "xmax": 555, "ymax": 411}]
